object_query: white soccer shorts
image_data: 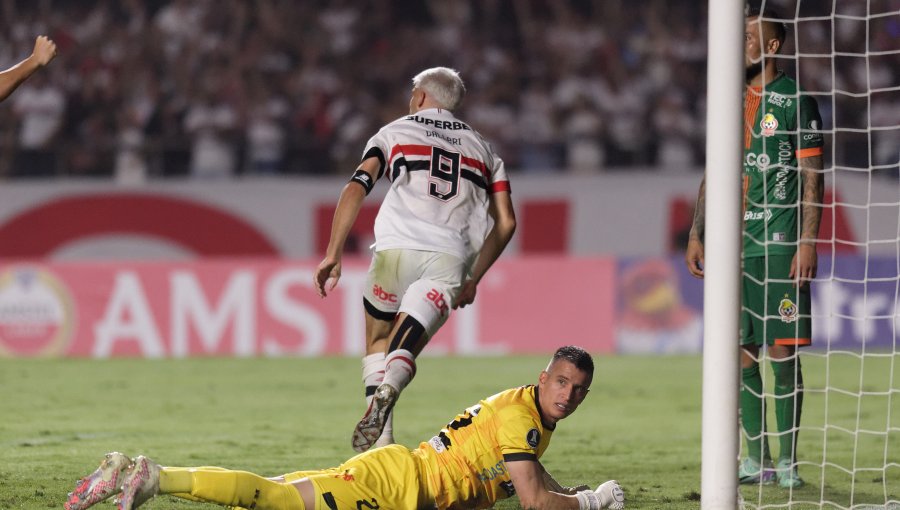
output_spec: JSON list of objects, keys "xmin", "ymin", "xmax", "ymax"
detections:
[{"xmin": 363, "ymin": 248, "xmax": 466, "ymax": 337}]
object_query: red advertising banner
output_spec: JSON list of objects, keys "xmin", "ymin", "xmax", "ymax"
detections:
[{"xmin": 0, "ymin": 257, "xmax": 617, "ymax": 358}]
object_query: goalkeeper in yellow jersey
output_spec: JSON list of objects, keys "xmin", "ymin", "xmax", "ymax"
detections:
[{"xmin": 66, "ymin": 346, "xmax": 624, "ymax": 510}]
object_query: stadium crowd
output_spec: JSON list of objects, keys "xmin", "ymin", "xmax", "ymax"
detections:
[{"xmin": 0, "ymin": 0, "xmax": 896, "ymax": 180}]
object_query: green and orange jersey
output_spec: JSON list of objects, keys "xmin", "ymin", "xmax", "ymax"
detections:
[{"xmin": 742, "ymin": 72, "xmax": 824, "ymax": 258}]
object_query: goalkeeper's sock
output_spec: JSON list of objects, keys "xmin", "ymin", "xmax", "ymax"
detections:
[
  {"xmin": 164, "ymin": 466, "xmax": 229, "ymax": 502},
  {"xmin": 741, "ymin": 363, "xmax": 771, "ymax": 463},
  {"xmin": 362, "ymin": 352, "xmax": 393, "ymax": 443},
  {"xmin": 159, "ymin": 467, "xmax": 305, "ymax": 510},
  {"xmin": 383, "ymin": 349, "xmax": 416, "ymax": 393},
  {"xmin": 772, "ymin": 357, "xmax": 804, "ymax": 462}
]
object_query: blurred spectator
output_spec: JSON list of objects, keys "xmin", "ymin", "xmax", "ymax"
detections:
[
  {"xmin": 561, "ymin": 96, "xmax": 604, "ymax": 173},
  {"xmin": 114, "ymin": 109, "xmax": 148, "ymax": 184},
  {"xmin": 598, "ymin": 66, "xmax": 652, "ymax": 167},
  {"xmin": 11, "ymin": 72, "xmax": 65, "ymax": 177},
  {"xmin": 244, "ymin": 77, "xmax": 289, "ymax": 174},
  {"xmin": 517, "ymin": 78, "xmax": 563, "ymax": 171},
  {"xmin": 183, "ymin": 82, "xmax": 239, "ymax": 179},
  {"xmin": 652, "ymin": 90, "xmax": 697, "ymax": 171},
  {"xmin": 0, "ymin": 0, "xmax": 894, "ymax": 178}
]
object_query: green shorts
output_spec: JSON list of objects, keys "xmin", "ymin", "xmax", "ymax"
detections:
[{"xmin": 741, "ymin": 255, "xmax": 811, "ymax": 347}]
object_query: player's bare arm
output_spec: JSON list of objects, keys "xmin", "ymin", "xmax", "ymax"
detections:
[
  {"xmin": 452, "ymin": 190, "xmax": 516, "ymax": 309},
  {"xmin": 0, "ymin": 35, "xmax": 57, "ymax": 103},
  {"xmin": 685, "ymin": 175, "xmax": 706, "ymax": 278},
  {"xmin": 507, "ymin": 460, "xmax": 582, "ymax": 509},
  {"xmin": 314, "ymin": 157, "xmax": 380, "ymax": 298},
  {"xmin": 791, "ymin": 154, "xmax": 824, "ymax": 286},
  {"xmin": 541, "ymin": 463, "xmax": 589, "ymax": 494},
  {"xmin": 508, "ymin": 460, "xmax": 624, "ymax": 510}
]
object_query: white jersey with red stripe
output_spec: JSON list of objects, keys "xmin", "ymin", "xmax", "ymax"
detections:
[{"xmin": 362, "ymin": 108, "xmax": 511, "ymax": 263}]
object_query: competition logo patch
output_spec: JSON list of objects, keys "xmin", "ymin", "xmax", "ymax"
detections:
[
  {"xmin": 0, "ymin": 266, "xmax": 75, "ymax": 357},
  {"xmin": 428, "ymin": 435, "xmax": 447, "ymax": 453},
  {"xmin": 779, "ymin": 295, "xmax": 798, "ymax": 323},
  {"xmin": 526, "ymin": 428, "xmax": 540, "ymax": 448},
  {"xmin": 761, "ymin": 113, "xmax": 778, "ymax": 137}
]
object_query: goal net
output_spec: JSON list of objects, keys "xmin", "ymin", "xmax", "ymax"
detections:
[{"xmin": 737, "ymin": 1, "xmax": 900, "ymax": 509}]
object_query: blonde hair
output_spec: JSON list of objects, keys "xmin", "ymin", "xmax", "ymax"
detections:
[{"xmin": 412, "ymin": 67, "xmax": 466, "ymax": 111}]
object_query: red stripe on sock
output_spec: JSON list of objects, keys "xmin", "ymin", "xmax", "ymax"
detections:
[{"xmin": 387, "ymin": 355, "xmax": 417, "ymax": 377}]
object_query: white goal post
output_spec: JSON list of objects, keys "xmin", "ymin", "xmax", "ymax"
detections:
[{"xmin": 701, "ymin": 0, "xmax": 744, "ymax": 508}]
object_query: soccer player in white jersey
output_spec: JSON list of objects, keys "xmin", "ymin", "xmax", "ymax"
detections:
[{"xmin": 314, "ymin": 67, "xmax": 517, "ymax": 452}]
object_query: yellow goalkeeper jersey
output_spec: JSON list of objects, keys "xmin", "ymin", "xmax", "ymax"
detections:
[{"xmin": 413, "ymin": 384, "xmax": 554, "ymax": 510}]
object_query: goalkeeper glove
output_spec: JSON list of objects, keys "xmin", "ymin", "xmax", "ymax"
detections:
[{"xmin": 575, "ymin": 480, "xmax": 625, "ymax": 510}]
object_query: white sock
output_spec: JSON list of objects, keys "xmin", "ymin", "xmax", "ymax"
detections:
[
  {"xmin": 362, "ymin": 353, "xmax": 386, "ymax": 403},
  {"xmin": 383, "ymin": 349, "xmax": 416, "ymax": 393},
  {"xmin": 362, "ymin": 353, "xmax": 393, "ymax": 444}
]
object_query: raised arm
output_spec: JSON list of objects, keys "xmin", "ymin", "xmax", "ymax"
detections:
[
  {"xmin": 0, "ymin": 36, "xmax": 57, "ymax": 103},
  {"xmin": 791, "ymin": 154, "xmax": 824, "ymax": 285},
  {"xmin": 452, "ymin": 189, "xmax": 516, "ymax": 309},
  {"xmin": 313, "ymin": 157, "xmax": 380, "ymax": 297},
  {"xmin": 684, "ymin": 174, "xmax": 706, "ymax": 278}
]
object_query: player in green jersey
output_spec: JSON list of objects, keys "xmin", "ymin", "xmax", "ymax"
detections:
[{"xmin": 685, "ymin": 7, "xmax": 824, "ymax": 489}]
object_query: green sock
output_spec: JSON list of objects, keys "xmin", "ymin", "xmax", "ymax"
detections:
[
  {"xmin": 772, "ymin": 357, "xmax": 803, "ymax": 463},
  {"xmin": 741, "ymin": 364, "xmax": 770, "ymax": 463}
]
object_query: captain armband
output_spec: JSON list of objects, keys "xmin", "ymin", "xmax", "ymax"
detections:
[{"xmin": 350, "ymin": 170, "xmax": 375, "ymax": 195}]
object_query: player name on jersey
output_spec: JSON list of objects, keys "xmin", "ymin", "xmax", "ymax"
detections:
[{"xmin": 426, "ymin": 130, "xmax": 462, "ymax": 146}]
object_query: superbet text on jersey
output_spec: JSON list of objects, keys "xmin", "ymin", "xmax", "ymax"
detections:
[{"xmin": 361, "ymin": 108, "xmax": 511, "ymax": 264}]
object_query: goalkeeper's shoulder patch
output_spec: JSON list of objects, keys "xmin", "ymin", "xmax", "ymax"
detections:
[{"xmin": 350, "ymin": 170, "xmax": 375, "ymax": 195}]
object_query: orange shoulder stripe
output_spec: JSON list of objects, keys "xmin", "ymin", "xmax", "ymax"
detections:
[{"xmin": 796, "ymin": 147, "xmax": 823, "ymax": 158}]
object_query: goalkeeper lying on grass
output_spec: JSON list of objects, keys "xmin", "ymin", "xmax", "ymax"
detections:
[{"xmin": 66, "ymin": 345, "xmax": 624, "ymax": 510}]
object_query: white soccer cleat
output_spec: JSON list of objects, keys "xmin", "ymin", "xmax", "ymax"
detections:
[
  {"xmin": 115, "ymin": 456, "xmax": 160, "ymax": 510},
  {"xmin": 65, "ymin": 452, "xmax": 132, "ymax": 510},
  {"xmin": 596, "ymin": 480, "xmax": 625, "ymax": 509},
  {"xmin": 352, "ymin": 383, "xmax": 399, "ymax": 452}
]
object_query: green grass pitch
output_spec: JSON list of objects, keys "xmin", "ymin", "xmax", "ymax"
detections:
[{"xmin": 1, "ymin": 354, "xmax": 897, "ymax": 509}]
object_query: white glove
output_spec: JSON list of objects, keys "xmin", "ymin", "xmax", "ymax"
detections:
[
  {"xmin": 576, "ymin": 480, "xmax": 625, "ymax": 510},
  {"xmin": 596, "ymin": 480, "xmax": 625, "ymax": 510}
]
